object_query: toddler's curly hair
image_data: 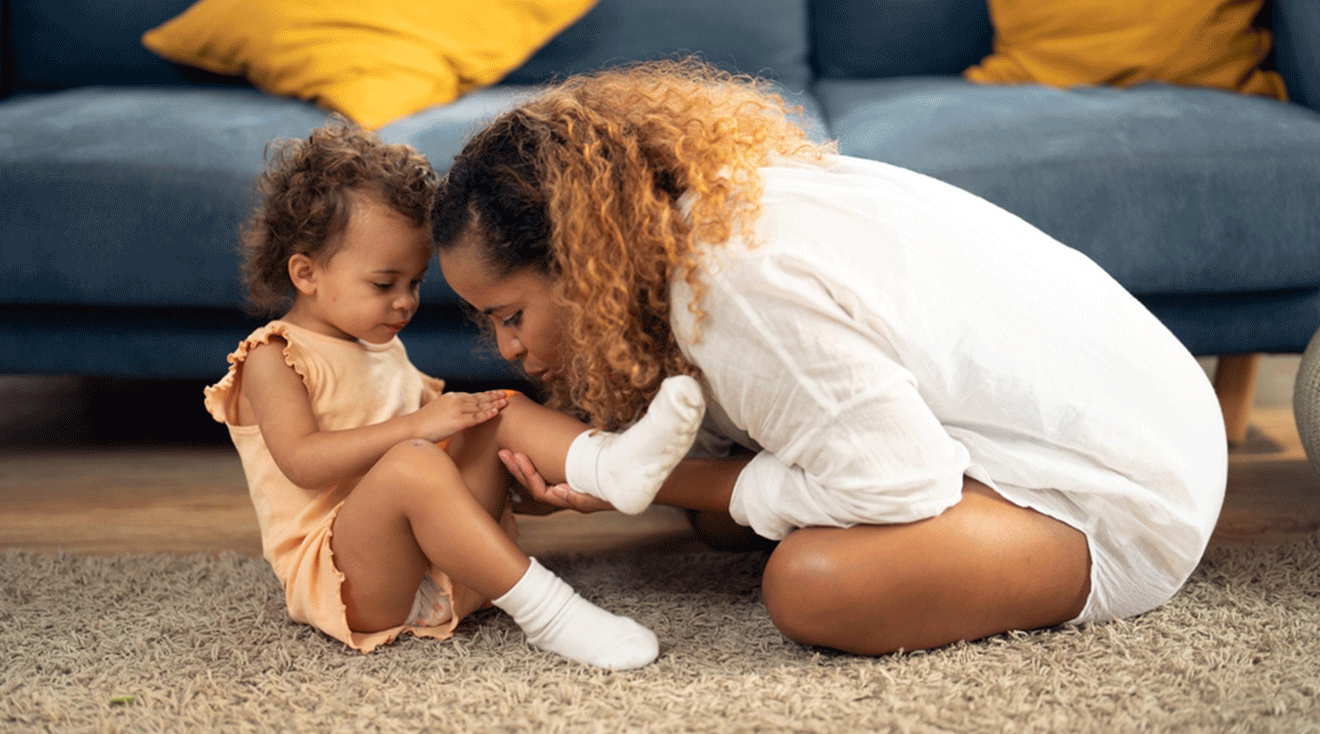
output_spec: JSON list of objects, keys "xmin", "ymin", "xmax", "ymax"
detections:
[
  {"xmin": 433, "ymin": 58, "xmax": 833, "ymax": 430},
  {"xmin": 241, "ymin": 119, "xmax": 440, "ymax": 314}
]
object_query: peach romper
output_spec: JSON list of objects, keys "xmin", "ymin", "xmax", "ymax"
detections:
[{"xmin": 204, "ymin": 320, "xmax": 517, "ymax": 652}]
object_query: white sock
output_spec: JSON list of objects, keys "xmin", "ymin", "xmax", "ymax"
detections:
[
  {"xmin": 492, "ymin": 558, "xmax": 658, "ymax": 670},
  {"xmin": 564, "ymin": 375, "xmax": 706, "ymax": 515}
]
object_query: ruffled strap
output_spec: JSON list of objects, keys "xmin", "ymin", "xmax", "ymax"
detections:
[{"xmin": 203, "ymin": 321, "xmax": 313, "ymax": 425}]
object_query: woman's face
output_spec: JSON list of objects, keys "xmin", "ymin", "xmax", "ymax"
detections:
[{"xmin": 438, "ymin": 240, "xmax": 568, "ymax": 382}]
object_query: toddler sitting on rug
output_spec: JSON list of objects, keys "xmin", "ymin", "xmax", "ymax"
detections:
[{"xmin": 204, "ymin": 121, "xmax": 705, "ymax": 669}]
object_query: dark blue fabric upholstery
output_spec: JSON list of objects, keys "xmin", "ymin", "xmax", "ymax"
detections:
[
  {"xmin": 0, "ymin": 306, "xmax": 520, "ymax": 381},
  {"xmin": 817, "ymin": 77, "xmax": 1320, "ymax": 295},
  {"xmin": 1, "ymin": 0, "xmax": 1318, "ymax": 378},
  {"xmin": 812, "ymin": 0, "xmax": 993, "ymax": 78},
  {"xmin": 1143, "ymin": 288, "xmax": 1320, "ymax": 356},
  {"xmin": 505, "ymin": 0, "xmax": 812, "ymax": 93},
  {"xmin": 0, "ymin": 86, "xmax": 532, "ymax": 312},
  {"xmin": 0, "ymin": 87, "xmax": 331, "ymax": 309},
  {"xmin": 1274, "ymin": 0, "xmax": 1320, "ymax": 111},
  {"xmin": 5, "ymin": 0, "xmax": 244, "ymax": 91}
]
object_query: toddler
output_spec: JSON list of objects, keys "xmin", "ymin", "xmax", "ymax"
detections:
[{"xmin": 204, "ymin": 121, "xmax": 705, "ymax": 669}]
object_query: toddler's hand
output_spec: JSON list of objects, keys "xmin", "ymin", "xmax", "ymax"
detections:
[{"xmin": 413, "ymin": 390, "xmax": 508, "ymax": 442}]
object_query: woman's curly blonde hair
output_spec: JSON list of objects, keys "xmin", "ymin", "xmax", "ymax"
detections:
[
  {"xmin": 434, "ymin": 59, "xmax": 833, "ymax": 430},
  {"xmin": 242, "ymin": 119, "xmax": 439, "ymax": 314}
]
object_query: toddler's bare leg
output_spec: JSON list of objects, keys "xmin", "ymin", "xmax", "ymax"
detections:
[
  {"xmin": 486, "ymin": 377, "xmax": 706, "ymax": 514},
  {"xmin": 331, "ymin": 440, "xmax": 658, "ymax": 669},
  {"xmin": 444, "ymin": 419, "xmax": 525, "ymax": 517},
  {"xmin": 484, "ymin": 392, "xmax": 583, "ymax": 486},
  {"xmin": 447, "ymin": 391, "xmax": 583, "ymax": 511},
  {"xmin": 564, "ymin": 375, "xmax": 706, "ymax": 514},
  {"xmin": 332, "ymin": 440, "xmax": 529, "ymax": 632}
]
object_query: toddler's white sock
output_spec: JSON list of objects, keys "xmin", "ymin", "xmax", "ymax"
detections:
[
  {"xmin": 493, "ymin": 558, "xmax": 658, "ymax": 670},
  {"xmin": 564, "ymin": 374, "xmax": 706, "ymax": 515}
]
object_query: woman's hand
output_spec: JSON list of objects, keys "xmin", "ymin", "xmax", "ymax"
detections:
[
  {"xmin": 499, "ymin": 450, "xmax": 616, "ymax": 513},
  {"xmin": 412, "ymin": 390, "xmax": 509, "ymax": 442}
]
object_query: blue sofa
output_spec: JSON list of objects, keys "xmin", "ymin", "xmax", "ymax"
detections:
[{"xmin": 3, "ymin": 0, "xmax": 1319, "ymax": 400}]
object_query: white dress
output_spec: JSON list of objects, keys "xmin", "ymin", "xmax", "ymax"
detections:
[{"xmin": 670, "ymin": 155, "xmax": 1227, "ymax": 623}]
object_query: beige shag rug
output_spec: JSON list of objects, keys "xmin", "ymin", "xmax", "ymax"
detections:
[{"xmin": 3, "ymin": 533, "xmax": 1319, "ymax": 733}]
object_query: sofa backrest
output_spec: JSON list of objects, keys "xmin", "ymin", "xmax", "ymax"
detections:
[
  {"xmin": 2, "ymin": 0, "xmax": 813, "ymax": 97},
  {"xmin": 811, "ymin": 0, "xmax": 994, "ymax": 79},
  {"xmin": 1274, "ymin": 0, "xmax": 1320, "ymax": 110},
  {"xmin": 1, "ymin": 0, "xmax": 245, "ymax": 95},
  {"xmin": 504, "ymin": 0, "xmax": 812, "ymax": 93},
  {"xmin": 809, "ymin": 0, "xmax": 1320, "ymax": 115},
  {"xmin": 2, "ymin": 0, "xmax": 1314, "ymax": 112}
]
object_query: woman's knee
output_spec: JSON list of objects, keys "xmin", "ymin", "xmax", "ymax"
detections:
[
  {"xmin": 760, "ymin": 540, "xmax": 823, "ymax": 646},
  {"xmin": 761, "ymin": 529, "xmax": 899, "ymax": 650},
  {"xmin": 761, "ymin": 495, "xmax": 1094, "ymax": 654}
]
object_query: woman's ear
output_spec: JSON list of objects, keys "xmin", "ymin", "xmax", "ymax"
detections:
[{"xmin": 288, "ymin": 253, "xmax": 318, "ymax": 296}]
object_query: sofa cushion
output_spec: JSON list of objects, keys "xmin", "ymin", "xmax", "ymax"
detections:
[
  {"xmin": 4, "ymin": 0, "xmax": 244, "ymax": 91},
  {"xmin": 380, "ymin": 86, "xmax": 532, "ymax": 178},
  {"xmin": 963, "ymin": 0, "xmax": 1286, "ymax": 101},
  {"xmin": 0, "ymin": 87, "xmax": 324, "ymax": 310},
  {"xmin": 139, "ymin": 0, "xmax": 594, "ymax": 129},
  {"xmin": 505, "ymin": 0, "xmax": 812, "ymax": 93},
  {"xmin": 0, "ymin": 86, "xmax": 522, "ymax": 310},
  {"xmin": 816, "ymin": 77, "xmax": 1320, "ymax": 295},
  {"xmin": 812, "ymin": 0, "xmax": 993, "ymax": 78}
]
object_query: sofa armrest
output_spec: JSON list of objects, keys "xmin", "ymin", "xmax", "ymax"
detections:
[{"xmin": 1274, "ymin": 0, "xmax": 1320, "ymax": 111}]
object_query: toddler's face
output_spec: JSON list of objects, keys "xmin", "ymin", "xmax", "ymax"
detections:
[{"xmin": 299, "ymin": 196, "xmax": 432, "ymax": 344}]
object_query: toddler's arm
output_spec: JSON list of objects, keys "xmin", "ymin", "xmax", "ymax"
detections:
[{"xmin": 240, "ymin": 339, "xmax": 507, "ymax": 489}]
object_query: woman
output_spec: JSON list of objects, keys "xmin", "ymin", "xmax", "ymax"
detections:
[{"xmin": 432, "ymin": 60, "xmax": 1227, "ymax": 655}]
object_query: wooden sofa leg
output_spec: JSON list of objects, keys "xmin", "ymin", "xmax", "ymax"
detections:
[{"xmin": 1213, "ymin": 353, "xmax": 1262, "ymax": 446}]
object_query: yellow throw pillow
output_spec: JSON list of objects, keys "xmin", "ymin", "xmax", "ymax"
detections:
[
  {"xmin": 142, "ymin": 0, "xmax": 597, "ymax": 129},
  {"xmin": 964, "ymin": 0, "xmax": 1287, "ymax": 101}
]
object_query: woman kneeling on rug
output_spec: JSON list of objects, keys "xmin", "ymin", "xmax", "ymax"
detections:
[{"xmin": 433, "ymin": 60, "xmax": 1228, "ymax": 655}]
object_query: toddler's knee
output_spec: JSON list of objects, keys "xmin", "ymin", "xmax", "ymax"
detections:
[
  {"xmin": 381, "ymin": 438, "xmax": 442, "ymax": 461},
  {"xmin": 374, "ymin": 439, "xmax": 453, "ymax": 486}
]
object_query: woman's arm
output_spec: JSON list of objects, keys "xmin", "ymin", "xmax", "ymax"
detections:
[
  {"xmin": 502, "ymin": 450, "xmax": 745, "ymax": 513},
  {"xmin": 241, "ymin": 339, "xmax": 505, "ymax": 489},
  {"xmin": 670, "ymin": 248, "xmax": 971, "ymax": 540},
  {"xmin": 508, "ymin": 450, "xmax": 771, "ymax": 549}
]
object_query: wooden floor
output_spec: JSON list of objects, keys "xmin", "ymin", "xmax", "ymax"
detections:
[{"xmin": 1, "ymin": 357, "xmax": 1318, "ymax": 558}]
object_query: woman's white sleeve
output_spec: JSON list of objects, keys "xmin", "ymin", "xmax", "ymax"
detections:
[{"xmin": 686, "ymin": 257, "xmax": 969, "ymax": 540}]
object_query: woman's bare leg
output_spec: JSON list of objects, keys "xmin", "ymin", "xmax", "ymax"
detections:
[
  {"xmin": 686, "ymin": 508, "xmax": 778, "ymax": 551},
  {"xmin": 760, "ymin": 478, "xmax": 1091, "ymax": 655}
]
